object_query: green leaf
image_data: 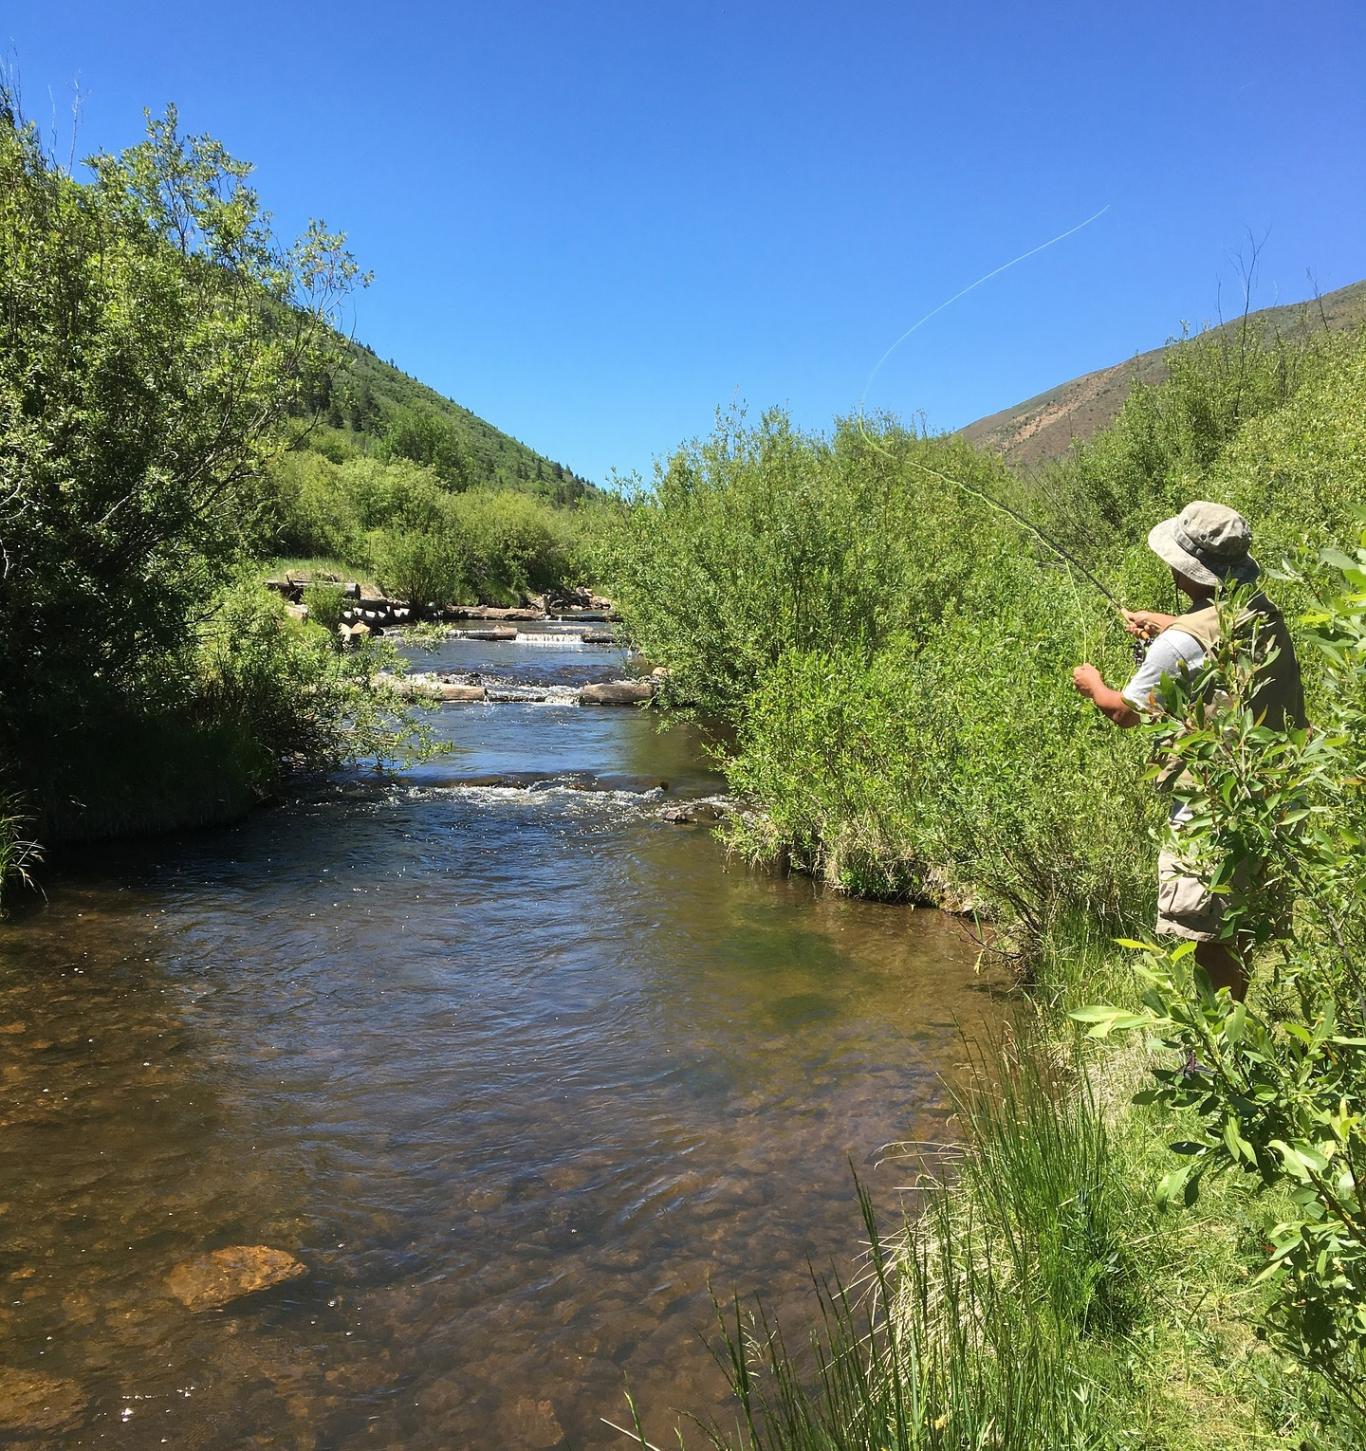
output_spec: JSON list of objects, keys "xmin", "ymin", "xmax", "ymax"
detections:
[
  {"xmin": 1068, "ymin": 1005, "xmax": 1149, "ymax": 1038},
  {"xmin": 1156, "ymin": 1164, "xmax": 1194, "ymax": 1207}
]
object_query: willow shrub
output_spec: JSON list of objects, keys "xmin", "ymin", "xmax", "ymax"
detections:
[
  {"xmin": 271, "ymin": 448, "xmax": 589, "ymax": 606},
  {"xmin": 727, "ymin": 551, "xmax": 1157, "ymax": 941},
  {"xmin": 602, "ymin": 408, "xmax": 1025, "ymax": 719},
  {"xmin": 38, "ymin": 579, "xmax": 425, "ymax": 844},
  {"xmin": 0, "ymin": 101, "xmax": 362, "ymax": 757}
]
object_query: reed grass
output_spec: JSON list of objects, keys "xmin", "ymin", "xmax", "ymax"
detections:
[
  {"xmin": 678, "ymin": 1043, "xmax": 1132, "ymax": 1450},
  {"xmin": 0, "ymin": 794, "xmax": 43, "ymax": 913}
]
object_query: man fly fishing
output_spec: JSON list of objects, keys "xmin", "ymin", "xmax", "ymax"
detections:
[{"xmin": 1070, "ymin": 501, "xmax": 1305, "ymax": 1002}]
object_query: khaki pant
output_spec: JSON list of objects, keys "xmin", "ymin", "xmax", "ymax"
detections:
[{"xmin": 1155, "ymin": 848, "xmax": 1225, "ymax": 942}]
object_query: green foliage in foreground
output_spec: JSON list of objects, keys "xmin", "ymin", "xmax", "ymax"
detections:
[{"xmin": 1074, "ymin": 544, "xmax": 1366, "ymax": 1419}]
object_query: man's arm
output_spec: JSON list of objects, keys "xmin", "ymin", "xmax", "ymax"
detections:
[{"xmin": 1072, "ymin": 664, "xmax": 1141, "ymax": 727}]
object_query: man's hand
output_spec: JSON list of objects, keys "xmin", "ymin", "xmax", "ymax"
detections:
[
  {"xmin": 1072, "ymin": 663, "xmax": 1140, "ymax": 727},
  {"xmin": 1121, "ymin": 608, "xmax": 1176, "ymax": 639}
]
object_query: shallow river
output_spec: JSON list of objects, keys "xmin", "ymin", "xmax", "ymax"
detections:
[{"xmin": 0, "ymin": 625, "xmax": 1006, "ymax": 1448}]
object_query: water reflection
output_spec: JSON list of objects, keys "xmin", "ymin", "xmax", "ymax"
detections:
[{"xmin": 0, "ymin": 638, "xmax": 1006, "ymax": 1447}]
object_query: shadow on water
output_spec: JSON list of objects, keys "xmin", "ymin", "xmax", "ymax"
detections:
[{"xmin": 0, "ymin": 637, "xmax": 1009, "ymax": 1448}]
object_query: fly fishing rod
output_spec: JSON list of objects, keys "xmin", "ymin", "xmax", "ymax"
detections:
[
  {"xmin": 853, "ymin": 203, "xmax": 1151, "ymax": 658},
  {"xmin": 891, "ymin": 450, "xmax": 1150, "ymax": 663}
]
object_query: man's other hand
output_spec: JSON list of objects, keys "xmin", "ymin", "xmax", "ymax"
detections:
[
  {"xmin": 1072, "ymin": 663, "xmax": 1103, "ymax": 697},
  {"xmin": 1121, "ymin": 609, "xmax": 1175, "ymax": 639}
]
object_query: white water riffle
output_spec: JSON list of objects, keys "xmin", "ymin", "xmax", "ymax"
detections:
[{"xmin": 513, "ymin": 630, "xmax": 589, "ymax": 648}]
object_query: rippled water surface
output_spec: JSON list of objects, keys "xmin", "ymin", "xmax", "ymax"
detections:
[{"xmin": 0, "ymin": 626, "xmax": 1006, "ymax": 1447}]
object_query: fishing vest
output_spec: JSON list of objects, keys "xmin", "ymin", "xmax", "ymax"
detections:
[
  {"xmin": 1170, "ymin": 592, "xmax": 1306, "ymax": 732},
  {"xmin": 1151, "ymin": 593, "xmax": 1306, "ymax": 798}
]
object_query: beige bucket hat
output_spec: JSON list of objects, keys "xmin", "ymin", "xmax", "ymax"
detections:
[{"xmin": 1147, "ymin": 500, "xmax": 1260, "ymax": 588}]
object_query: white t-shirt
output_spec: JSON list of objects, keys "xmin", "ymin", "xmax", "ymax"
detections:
[
  {"xmin": 1123, "ymin": 627, "xmax": 1207, "ymax": 823},
  {"xmin": 1122, "ymin": 628, "xmax": 1206, "ymax": 714}
]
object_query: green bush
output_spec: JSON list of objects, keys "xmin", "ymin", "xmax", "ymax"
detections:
[
  {"xmin": 372, "ymin": 525, "xmax": 466, "ymax": 608},
  {"xmin": 0, "ymin": 99, "xmax": 361, "ymax": 769},
  {"xmin": 601, "ymin": 408, "xmax": 1025, "ymax": 719},
  {"xmin": 0, "ymin": 97, "xmax": 436, "ymax": 892},
  {"xmin": 300, "ymin": 580, "xmax": 349, "ymax": 635},
  {"xmin": 30, "ymin": 578, "xmax": 425, "ymax": 844},
  {"xmin": 267, "ymin": 447, "xmax": 593, "ymax": 607},
  {"xmin": 601, "ymin": 328, "xmax": 1366, "ymax": 951}
]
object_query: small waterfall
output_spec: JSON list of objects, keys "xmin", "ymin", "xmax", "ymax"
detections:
[{"xmin": 513, "ymin": 631, "xmax": 589, "ymax": 648}]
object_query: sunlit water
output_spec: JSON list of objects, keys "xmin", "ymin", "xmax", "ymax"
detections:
[{"xmin": 0, "ymin": 624, "xmax": 1007, "ymax": 1447}]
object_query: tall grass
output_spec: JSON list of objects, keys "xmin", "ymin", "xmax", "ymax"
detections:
[
  {"xmin": 689, "ymin": 1044, "xmax": 1139, "ymax": 1450},
  {"xmin": 0, "ymin": 794, "xmax": 42, "ymax": 912}
]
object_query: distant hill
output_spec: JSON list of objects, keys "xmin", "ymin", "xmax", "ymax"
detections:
[
  {"xmin": 292, "ymin": 333, "xmax": 596, "ymax": 504},
  {"xmin": 960, "ymin": 279, "xmax": 1366, "ymax": 471}
]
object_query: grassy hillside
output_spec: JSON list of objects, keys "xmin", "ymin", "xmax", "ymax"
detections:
[
  {"xmin": 960, "ymin": 277, "xmax": 1366, "ymax": 470},
  {"xmin": 292, "ymin": 332, "xmax": 596, "ymax": 504}
]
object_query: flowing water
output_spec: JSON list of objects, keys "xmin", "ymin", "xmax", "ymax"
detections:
[{"xmin": 0, "ymin": 625, "xmax": 1007, "ymax": 1448}]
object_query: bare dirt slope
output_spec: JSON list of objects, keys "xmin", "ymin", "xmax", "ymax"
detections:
[{"xmin": 960, "ymin": 279, "xmax": 1366, "ymax": 470}]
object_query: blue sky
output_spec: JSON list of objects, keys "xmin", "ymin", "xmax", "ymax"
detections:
[{"xmin": 6, "ymin": 1, "xmax": 1364, "ymax": 483}]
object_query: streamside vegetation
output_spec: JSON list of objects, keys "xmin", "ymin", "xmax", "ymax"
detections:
[
  {"xmin": 0, "ymin": 95, "xmax": 598, "ymax": 907},
  {"xmin": 267, "ymin": 450, "xmax": 601, "ymax": 607},
  {"xmin": 599, "ymin": 315, "xmax": 1366, "ymax": 1443}
]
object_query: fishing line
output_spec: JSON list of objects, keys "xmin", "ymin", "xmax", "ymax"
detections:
[
  {"xmin": 852, "ymin": 203, "xmax": 1142, "ymax": 659},
  {"xmin": 857, "ymin": 204, "xmax": 1111, "ymax": 421}
]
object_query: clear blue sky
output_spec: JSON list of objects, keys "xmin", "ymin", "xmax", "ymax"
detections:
[{"xmin": 7, "ymin": 1, "xmax": 1364, "ymax": 483}]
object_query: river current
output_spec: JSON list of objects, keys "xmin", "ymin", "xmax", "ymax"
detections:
[{"xmin": 0, "ymin": 625, "xmax": 1005, "ymax": 1448}]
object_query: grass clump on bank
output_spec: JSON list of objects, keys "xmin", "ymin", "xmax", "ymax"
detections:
[
  {"xmin": 696, "ymin": 1031, "xmax": 1348, "ymax": 1450},
  {"xmin": 599, "ymin": 315, "xmax": 1366, "ymax": 1442}
]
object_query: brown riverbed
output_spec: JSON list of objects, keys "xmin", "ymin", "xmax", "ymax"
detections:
[{"xmin": 0, "ymin": 627, "xmax": 1007, "ymax": 1447}]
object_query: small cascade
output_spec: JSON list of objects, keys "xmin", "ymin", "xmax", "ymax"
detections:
[{"xmin": 514, "ymin": 630, "xmax": 589, "ymax": 648}]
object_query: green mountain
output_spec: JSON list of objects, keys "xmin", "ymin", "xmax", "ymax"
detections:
[
  {"xmin": 960, "ymin": 278, "xmax": 1366, "ymax": 470},
  {"xmin": 293, "ymin": 334, "xmax": 596, "ymax": 504}
]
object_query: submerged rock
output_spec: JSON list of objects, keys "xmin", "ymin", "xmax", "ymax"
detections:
[
  {"xmin": 499, "ymin": 1396, "xmax": 565, "ymax": 1448},
  {"xmin": 166, "ymin": 1245, "xmax": 306, "ymax": 1311},
  {"xmin": 0, "ymin": 1368, "xmax": 86, "ymax": 1435}
]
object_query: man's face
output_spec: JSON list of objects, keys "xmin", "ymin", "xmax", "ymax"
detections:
[{"xmin": 1173, "ymin": 566, "xmax": 1196, "ymax": 599}]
